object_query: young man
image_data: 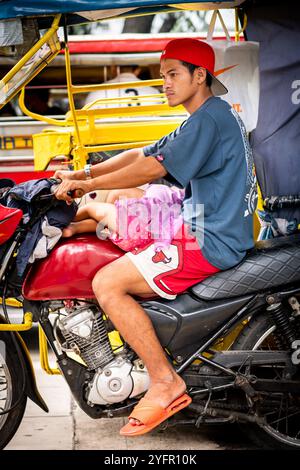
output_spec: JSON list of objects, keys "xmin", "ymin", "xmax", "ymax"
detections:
[{"xmin": 54, "ymin": 38, "xmax": 257, "ymax": 436}]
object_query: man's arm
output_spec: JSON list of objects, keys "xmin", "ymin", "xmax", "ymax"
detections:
[
  {"xmin": 55, "ymin": 154, "xmax": 167, "ymax": 202},
  {"xmin": 55, "ymin": 148, "xmax": 144, "ymax": 181}
]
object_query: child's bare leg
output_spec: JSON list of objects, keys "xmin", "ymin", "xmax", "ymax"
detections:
[
  {"xmin": 63, "ymin": 219, "xmax": 97, "ymax": 238},
  {"xmin": 74, "ymin": 204, "xmax": 95, "ymax": 222},
  {"xmin": 74, "ymin": 202, "xmax": 116, "ymax": 229},
  {"xmin": 63, "ymin": 202, "xmax": 117, "ymax": 237}
]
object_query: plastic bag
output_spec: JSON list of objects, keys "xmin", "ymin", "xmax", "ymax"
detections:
[{"xmin": 206, "ymin": 10, "xmax": 260, "ymax": 132}]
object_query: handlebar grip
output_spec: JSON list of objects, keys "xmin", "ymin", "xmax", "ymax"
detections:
[
  {"xmin": 67, "ymin": 189, "xmax": 84, "ymax": 199},
  {"xmin": 50, "ymin": 178, "xmax": 84, "ymax": 199},
  {"xmin": 50, "ymin": 178, "xmax": 62, "ymax": 195}
]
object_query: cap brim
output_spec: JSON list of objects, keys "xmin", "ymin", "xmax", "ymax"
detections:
[{"xmin": 209, "ymin": 73, "xmax": 228, "ymax": 96}]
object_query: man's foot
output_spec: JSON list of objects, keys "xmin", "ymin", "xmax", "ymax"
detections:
[
  {"xmin": 129, "ymin": 374, "xmax": 186, "ymax": 426},
  {"xmin": 120, "ymin": 376, "xmax": 191, "ymax": 436}
]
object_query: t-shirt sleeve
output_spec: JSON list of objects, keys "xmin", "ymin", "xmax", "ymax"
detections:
[
  {"xmin": 144, "ymin": 112, "xmax": 220, "ymax": 188},
  {"xmin": 143, "ymin": 129, "xmax": 177, "ymax": 157}
]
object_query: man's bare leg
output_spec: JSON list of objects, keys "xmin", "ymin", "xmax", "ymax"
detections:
[{"xmin": 92, "ymin": 255, "xmax": 186, "ymax": 425}]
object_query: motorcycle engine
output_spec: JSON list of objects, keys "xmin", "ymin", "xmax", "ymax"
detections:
[{"xmin": 56, "ymin": 304, "xmax": 149, "ymax": 405}]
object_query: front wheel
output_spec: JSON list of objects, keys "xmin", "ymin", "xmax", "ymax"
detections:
[
  {"xmin": 0, "ymin": 332, "xmax": 27, "ymax": 449},
  {"xmin": 233, "ymin": 313, "xmax": 300, "ymax": 449}
]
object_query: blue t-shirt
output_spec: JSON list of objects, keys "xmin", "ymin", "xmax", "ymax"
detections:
[{"xmin": 143, "ymin": 96, "xmax": 257, "ymax": 270}]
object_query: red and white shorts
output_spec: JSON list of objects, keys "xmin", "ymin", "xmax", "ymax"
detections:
[{"xmin": 126, "ymin": 224, "xmax": 220, "ymax": 300}]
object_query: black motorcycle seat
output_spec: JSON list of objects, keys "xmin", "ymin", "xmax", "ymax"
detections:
[{"xmin": 191, "ymin": 233, "xmax": 300, "ymax": 300}]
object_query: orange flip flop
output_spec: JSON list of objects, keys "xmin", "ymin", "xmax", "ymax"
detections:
[{"xmin": 120, "ymin": 393, "xmax": 192, "ymax": 437}]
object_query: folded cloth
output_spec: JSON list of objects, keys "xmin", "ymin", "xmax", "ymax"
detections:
[
  {"xmin": 29, "ymin": 216, "xmax": 62, "ymax": 263},
  {"xmin": 257, "ymin": 209, "xmax": 299, "ymax": 240}
]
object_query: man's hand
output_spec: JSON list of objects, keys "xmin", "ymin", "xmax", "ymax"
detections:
[
  {"xmin": 54, "ymin": 179, "xmax": 91, "ymax": 204},
  {"xmin": 53, "ymin": 170, "xmax": 78, "ymax": 181}
]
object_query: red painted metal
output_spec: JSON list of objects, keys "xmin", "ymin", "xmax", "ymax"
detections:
[
  {"xmin": 1, "ymin": 171, "xmax": 53, "ymax": 184},
  {"xmin": 0, "ymin": 205, "xmax": 23, "ymax": 245},
  {"xmin": 65, "ymin": 35, "xmax": 239, "ymax": 55},
  {"xmin": 23, "ymin": 234, "xmax": 124, "ymax": 300},
  {"xmin": 66, "ymin": 37, "xmax": 201, "ymax": 54}
]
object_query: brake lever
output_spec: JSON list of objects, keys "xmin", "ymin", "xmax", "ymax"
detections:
[
  {"xmin": 35, "ymin": 180, "xmax": 60, "ymax": 201},
  {"xmin": 38, "ymin": 194, "xmax": 56, "ymax": 201}
]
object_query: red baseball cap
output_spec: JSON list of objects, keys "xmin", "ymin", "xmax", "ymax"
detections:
[{"xmin": 160, "ymin": 38, "xmax": 228, "ymax": 96}]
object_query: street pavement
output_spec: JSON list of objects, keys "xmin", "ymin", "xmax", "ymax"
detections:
[{"xmin": 4, "ymin": 311, "xmax": 255, "ymax": 450}]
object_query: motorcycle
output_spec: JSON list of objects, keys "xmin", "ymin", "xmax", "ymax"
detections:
[{"xmin": 0, "ymin": 180, "xmax": 300, "ymax": 450}]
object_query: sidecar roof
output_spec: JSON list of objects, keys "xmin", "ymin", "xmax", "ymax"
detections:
[{"xmin": 0, "ymin": 0, "xmax": 245, "ymax": 27}]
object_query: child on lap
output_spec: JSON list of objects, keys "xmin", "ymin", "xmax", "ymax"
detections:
[{"xmin": 63, "ymin": 184, "xmax": 184, "ymax": 252}]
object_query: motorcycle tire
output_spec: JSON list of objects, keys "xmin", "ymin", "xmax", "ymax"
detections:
[
  {"xmin": 0, "ymin": 332, "xmax": 27, "ymax": 450},
  {"xmin": 232, "ymin": 313, "xmax": 300, "ymax": 450}
]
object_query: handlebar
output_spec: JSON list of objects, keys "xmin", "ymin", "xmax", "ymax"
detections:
[
  {"xmin": 49, "ymin": 178, "xmax": 84, "ymax": 200},
  {"xmin": 10, "ymin": 178, "xmax": 85, "ymax": 231},
  {"xmin": 68, "ymin": 188, "xmax": 84, "ymax": 199}
]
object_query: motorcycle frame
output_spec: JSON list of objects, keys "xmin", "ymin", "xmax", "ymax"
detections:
[
  {"xmin": 0, "ymin": 223, "xmax": 251, "ymax": 371},
  {"xmin": 29, "ymin": 280, "xmax": 300, "ymax": 419},
  {"xmin": 1, "ymin": 228, "xmax": 300, "ymax": 418},
  {"xmin": 1, "ymin": 219, "xmax": 300, "ymax": 370},
  {"xmin": 1, "ymin": 195, "xmax": 300, "ymax": 416}
]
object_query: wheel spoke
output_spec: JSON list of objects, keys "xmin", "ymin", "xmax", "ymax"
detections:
[
  {"xmin": 267, "ymin": 407, "xmax": 300, "ymax": 426},
  {"xmin": 244, "ymin": 321, "xmax": 300, "ymax": 446}
]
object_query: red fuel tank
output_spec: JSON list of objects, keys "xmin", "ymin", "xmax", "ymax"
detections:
[{"xmin": 23, "ymin": 234, "xmax": 123, "ymax": 300}]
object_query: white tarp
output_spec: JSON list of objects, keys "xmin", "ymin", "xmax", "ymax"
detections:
[
  {"xmin": 0, "ymin": 18, "xmax": 23, "ymax": 46},
  {"xmin": 78, "ymin": 8, "xmax": 137, "ymax": 21}
]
